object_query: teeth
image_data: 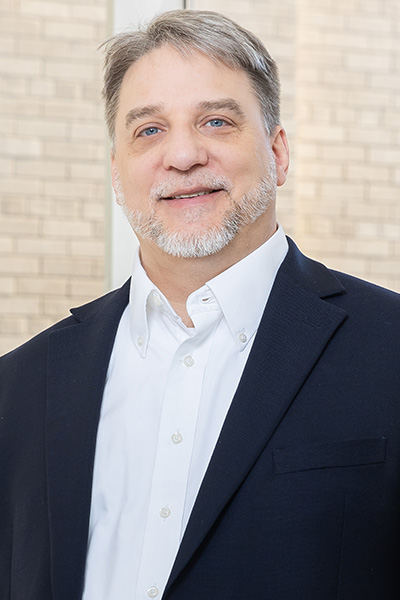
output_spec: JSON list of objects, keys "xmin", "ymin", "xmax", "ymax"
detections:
[{"xmin": 171, "ymin": 190, "xmax": 213, "ymax": 199}]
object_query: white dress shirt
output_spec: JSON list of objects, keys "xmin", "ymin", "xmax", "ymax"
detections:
[{"xmin": 82, "ymin": 226, "xmax": 288, "ymax": 600}]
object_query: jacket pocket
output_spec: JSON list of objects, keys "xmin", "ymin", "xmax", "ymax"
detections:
[{"xmin": 273, "ymin": 437, "xmax": 386, "ymax": 474}]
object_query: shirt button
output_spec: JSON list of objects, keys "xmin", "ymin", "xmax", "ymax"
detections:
[
  {"xmin": 160, "ymin": 506, "xmax": 171, "ymax": 519},
  {"xmin": 183, "ymin": 355, "xmax": 194, "ymax": 367},
  {"xmin": 171, "ymin": 432, "xmax": 183, "ymax": 444},
  {"xmin": 137, "ymin": 335, "xmax": 145, "ymax": 347},
  {"xmin": 147, "ymin": 586, "xmax": 159, "ymax": 598},
  {"xmin": 238, "ymin": 333, "xmax": 248, "ymax": 344}
]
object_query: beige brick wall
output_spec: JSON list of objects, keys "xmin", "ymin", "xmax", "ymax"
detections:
[
  {"xmin": 0, "ymin": 0, "xmax": 108, "ymax": 354},
  {"xmin": 1, "ymin": 0, "xmax": 399, "ymax": 354},
  {"xmin": 296, "ymin": 0, "xmax": 400, "ymax": 291}
]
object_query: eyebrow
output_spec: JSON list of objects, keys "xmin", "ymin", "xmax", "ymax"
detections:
[
  {"xmin": 197, "ymin": 99, "xmax": 245, "ymax": 118},
  {"xmin": 125, "ymin": 98, "xmax": 245, "ymax": 130},
  {"xmin": 125, "ymin": 104, "xmax": 164, "ymax": 129}
]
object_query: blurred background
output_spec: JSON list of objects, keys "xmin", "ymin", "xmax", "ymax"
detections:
[{"xmin": 1, "ymin": 0, "xmax": 399, "ymax": 354}]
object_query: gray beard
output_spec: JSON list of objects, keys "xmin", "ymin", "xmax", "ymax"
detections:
[{"xmin": 114, "ymin": 163, "xmax": 277, "ymax": 259}]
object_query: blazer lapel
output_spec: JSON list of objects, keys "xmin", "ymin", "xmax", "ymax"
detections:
[
  {"xmin": 166, "ymin": 241, "xmax": 348, "ymax": 593},
  {"xmin": 46, "ymin": 282, "xmax": 129, "ymax": 600}
]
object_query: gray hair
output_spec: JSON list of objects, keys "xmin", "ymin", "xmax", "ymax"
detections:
[{"xmin": 101, "ymin": 9, "xmax": 281, "ymax": 144}]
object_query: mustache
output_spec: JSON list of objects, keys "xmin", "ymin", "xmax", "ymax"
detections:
[{"xmin": 149, "ymin": 173, "xmax": 233, "ymax": 201}]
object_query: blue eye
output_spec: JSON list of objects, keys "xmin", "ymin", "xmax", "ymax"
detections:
[
  {"xmin": 140, "ymin": 126, "xmax": 161, "ymax": 137},
  {"xmin": 206, "ymin": 119, "xmax": 226, "ymax": 127}
]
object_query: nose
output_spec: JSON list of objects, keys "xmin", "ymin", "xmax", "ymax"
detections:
[{"xmin": 162, "ymin": 127, "xmax": 208, "ymax": 172}]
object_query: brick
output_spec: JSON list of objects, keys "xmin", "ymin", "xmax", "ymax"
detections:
[
  {"xmin": 0, "ymin": 277, "xmax": 15, "ymax": 295},
  {"xmin": 69, "ymin": 239, "xmax": 104, "ymax": 257},
  {"xmin": 70, "ymin": 5, "xmax": 107, "ymax": 22},
  {"xmin": 16, "ymin": 159, "xmax": 66, "ymax": 178},
  {"xmin": 3, "ymin": 137, "xmax": 42, "ymax": 157},
  {"xmin": 1, "ymin": 197, "xmax": 27, "ymax": 215},
  {"xmin": 0, "ymin": 217, "xmax": 40, "ymax": 236},
  {"xmin": 1, "ymin": 34, "xmax": 16, "ymax": 55},
  {"xmin": 15, "ymin": 119, "xmax": 68, "ymax": 139},
  {"xmin": 322, "ymin": 70, "xmax": 366, "ymax": 88},
  {"xmin": 20, "ymin": 0, "xmax": 71, "ymax": 18},
  {"xmin": 346, "ymin": 52, "xmax": 391, "ymax": 72},
  {"xmin": 70, "ymin": 122, "xmax": 106, "ymax": 141},
  {"xmin": 0, "ymin": 238, "xmax": 14, "ymax": 253},
  {"xmin": 300, "ymin": 124, "xmax": 346, "ymax": 143},
  {"xmin": 355, "ymin": 222, "xmax": 381, "ymax": 237},
  {"xmin": 44, "ymin": 141, "xmax": 101, "ymax": 160},
  {"xmin": 55, "ymin": 81, "xmax": 83, "ymax": 100},
  {"xmin": 53, "ymin": 200, "xmax": 81, "ymax": 218},
  {"xmin": 42, "ymin": 220, "xmax": 92, "ymax": 238},
  {"xmin": 0, "ymin": 118, "xmax": 13, "ymax": 134},
  {"xmin": 44, "ymin": 99, "xmax": 100, "ymax": 120},
  {"xmin": 2, "ymin": 178, "xmax": 44, "ymax": 195},
  {"xmin": 369, "ymin": 185, "xmax": 400, "ymax": 203},
  {"xmin": 0, "ymin": 296, "xmax": 40, "ymax": 315},
  {"xmin": 298, "ymin": 162, "xmax": 343, "ymax": 179},
  {"xmin": 0, "ymin": 56, "xmax": 42, "ymax": 76},
  {"xmin": 0, "ymin": 315, "xmax": 26, "ymax": 335},
  {"xmin": 17, "ymin": 276, "xmax": 68, "ymax": 296},
  {"xmin": 382, "ymin": 224, "xmax": 400, "ymax": 239},
  {"xmin": 345, "ymin": 202, "xmax": 393, "ymax": 220},
  {"xmin": 17, "ymin": 237, "xmax": 68, "ymax": 255},
  {"xmin": 69, "ymin": 163, "xmax": 105, "ymax": 180},
  {"xmin": 43, "ymin": 20, "xmax": 96, "ymax": 40},
  {"xmin": 17, "ymin": 38, "xmax": 71, "ymax": 58},
  {"xmin": 44, "ymin": 60, "xmax": 98, "ymax": 81},
  {"xmin": 83, "ymin": 202, "xmax": 105, "ymax": 220},
  {"xmin": 370, "ymin": 73, "xmax": 399, "ymax": 91},
  {"xmin": 0, "ymin": 17, "xmax": 43, "ymax": 36},
  {"xmin": 321, "ymin": 144, "xmax": 366, "ymax": 162},
  {"xmin": 69, "ymin": 279, "xmax": 103, "ymax": 298},
  {"xmin": 42, "ymin": 257, "xmax": 94, "ymax": 277},
  {"xmin": 369, "ymin": 147, "xmax": 400, "ymax": 165},
  {"xmin": 26, "ymin": 198, "xmax": 54, "ymax": 217},
  {"xmin": 44, "ymin": 181, "xmax": 100, "ymax": 199},
  {"xmin": 348, "ymin": 15, "xmax": 392, "ymax": 34},
  {"xmin": 30, "ymin": 78, "xmax": 57, "ymax": 97},
  {"xmin": 1, "ymin": 97, "xmax": 44, "ymax": 117},
  {"xmin": 0, "ymin": 158, "xmax": 14, "ymax": 176},
  {"xmin": 319, "ymin": 182, "xmax": 366, "ymax": 200},
  {"xmin": 346, "ymin": 164, "xmax": 391, "ymax": 182},
  {"xmin": 345, "ymin": 238, "xmax": 391, "ymax": 257},
  {"xmin": 0, "ymin": 76, "xmax": 29, "ymax": 96}
]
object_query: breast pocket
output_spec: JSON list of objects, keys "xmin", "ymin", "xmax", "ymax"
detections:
[{"xmin": 273, "ymin": 437, "xmax": 387, "ymax": 475}]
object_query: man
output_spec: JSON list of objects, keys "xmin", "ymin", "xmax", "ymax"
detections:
[{"xmin": 1, "ymin": 9, "xmax": 399, "ymax": 600}]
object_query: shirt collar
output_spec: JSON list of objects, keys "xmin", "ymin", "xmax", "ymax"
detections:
[
  {"xmin": 129, "ymin": 225, "xmax": 288, "ymax": 357},
  {"xmin": 205, "ymin": 224, "xmax": 288, "ymax": 350}
]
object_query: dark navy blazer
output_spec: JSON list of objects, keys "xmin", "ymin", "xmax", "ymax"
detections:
[{"xmin": 1, "ymin": 239, "xmax": 400, "ymax": 599}]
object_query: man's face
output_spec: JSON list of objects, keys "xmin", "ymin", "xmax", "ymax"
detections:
[{"xmin": 111, "ymin": 46, "xmax": 288, "ymax": 260}]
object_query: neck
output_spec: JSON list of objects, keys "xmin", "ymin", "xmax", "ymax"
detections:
[{"xmin": 137, "ymin": 217, "xmax": 277, "ymax": 327}]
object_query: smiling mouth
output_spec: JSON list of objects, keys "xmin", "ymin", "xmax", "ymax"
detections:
[{"xmin": 162, "ymin": 189, "xmax": 224, "ymax": 200}]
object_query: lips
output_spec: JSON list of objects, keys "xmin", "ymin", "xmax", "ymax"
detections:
[{"xmin": 161, "ymin": 188, "xmax": 223, "ymax": 200}]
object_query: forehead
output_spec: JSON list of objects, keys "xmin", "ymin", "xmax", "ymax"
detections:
[{"xmin": 117, "ymin": 45, "xmax": 262, "ymax": 119}]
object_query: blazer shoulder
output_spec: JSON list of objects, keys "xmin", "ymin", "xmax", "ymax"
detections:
[
  {"xmin": 328, "ymin": 268, "xmax": 400, "ymax": 320},
  {"xmin": 0, "ymin": 280, "xmax": 130, "ymax": 371}
]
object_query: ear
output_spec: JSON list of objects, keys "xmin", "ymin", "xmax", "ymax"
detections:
[{"xmin": 270, "ymin": 126, "xmax": 289, "ymax": 187}]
